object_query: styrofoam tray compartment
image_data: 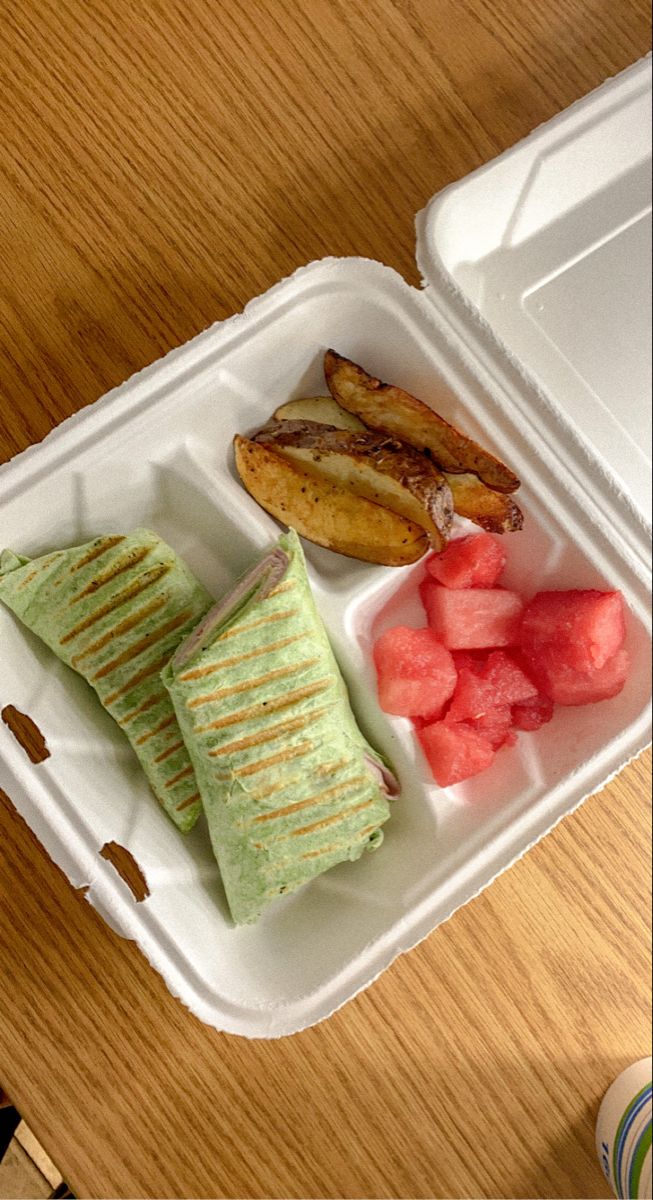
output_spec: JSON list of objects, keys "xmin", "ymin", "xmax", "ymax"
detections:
[{"xmin": 1, "ymin": 66, "xmax": 651, "ymax": 1039}]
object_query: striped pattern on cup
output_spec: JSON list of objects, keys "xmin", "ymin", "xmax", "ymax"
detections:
[{"xmin": 610, "ymin": 1082, "xmax": 652, "ymax": 1199}]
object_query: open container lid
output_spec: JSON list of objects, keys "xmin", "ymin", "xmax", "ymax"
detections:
[{"xmin": 417, "ymin": 55, "xmax": 652, "ymax": 564}]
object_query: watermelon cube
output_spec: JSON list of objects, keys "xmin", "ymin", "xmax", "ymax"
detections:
[
  {"xmin": 447, "ymin": 651, "xmax": 537, "ymax": 718},
  {"xmin": 520, "ymin": 588, "xmax": 630, "ymax": 706},
  {"xmin": 483, "ymin": 651, "xmax": 539, "ymax": 706},
  {"xmin": 421, "ymin": 582, "xmax": 524, "ymax": 649},
  {"xmin": 446, "ymin": 667, "xmax": 494, "ymax": 722},
  {"xmin": 529, "ymin": 646, "xmax": 630, "ymax": 706},
  {"xmin": 451, "ymin": 650, "xmax": 487, "ymax": 675},
  {"xmin": 446, "ymin": 703, "xmax": 515, "ymax": 750},
  {"xmin": 426, "ymin": 533, "xmax": 507, "ymax": 589},
  {"xmin": 512, "ymin": 693, "xmax": 555, "ymax": 731},
  {"xmin": 520, "ymin": 590, "xmax": 626, "ymax": 672},
  {"xmin": 445, "ymin": 650, "xmax": 537, "ymax": 749},
  {"xmin": 418, "ymin": 720, "xmax": 495, "ymax": 786},
  {"xmin": 373, "ymin": 626, "xmax": 457, "ymax": 718}
]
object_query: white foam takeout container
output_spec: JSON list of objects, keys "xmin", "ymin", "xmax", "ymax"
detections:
[{"xmin": 1, "ymin": 58, "xmax": 651, "ymax": 1038}]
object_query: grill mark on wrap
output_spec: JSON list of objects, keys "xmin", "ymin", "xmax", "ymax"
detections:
[
  {"xmin": 90, "ymin": 609, "xmax": 194, "ymax": 680},
  {"xmin": 104, "ymin": 653, "xmax": 173, "ymax": 707},
  {"xmin": 59, "ymin": 565, "xmax": 171, "ymax": 643},
  {"xmin": 192, "ymin": 678, "xmax": 332, "ymax": 732},
  {"xmin": 264, "ymin": 796, "xmax": 376, "ymax": 844},
  {"xmin": 262, "ymin": 824, "xmax": 379, "ymax": 884},
  {"xmin": 71, "ymin": 595, "xmax": 167, "ymax": 664},
  {"xmin": 231, "ymin": 740, "xmax": 313, "ymax": 778},
  {"xmin": 118, "ymin": 691, "xmax": 166, "ymax": 726},
  {"xmin": 67, "ymin": 536, "xmax": 125, "ymax": 573},
  {"xmin": 176, "ymin": 791, "xmax": 201, "ymax": 812},
  {"xmin": 266, "ymin": 579, "xmax": 297, "ymax": 597},
  {"xmin": 250, "ymin": 773, "xmax": 303, "ymax": 802},
  {"xmin": 207, "ymin": 706, "xmax": 331, "ymax": 758},
  {"xmin": 178, "ymin": 631, "xmax": 309, "ymax": 681},
  {"xmin": 135, "ymin": 712, "xmax": 177, "ymax": 743},
  {"xmin": 187, "ymin": 658, "xmax": 321, "ymax": 709},
  {"xmin": 17, "ymin": 568, "xmax": 41, "ymax": 590},
  {"xmin": 213, "ymin": 608, "xmax": 299, "ymax": 642},
  {"xmin": 301, "ymin": 823, "xmax": 379, "ymax": 860},
  {"xmin": 164, "ymin": 764, "xmax": 195, "ymax": 789},
  {"xmin": 153, "ymin": 739, "xmax": 185, "ymax": 764},
  {"xmin": 68, "ymin": 545, "xmax": 152, "ymax": 603},
  {"xmin": 315, "ymin": 755, "xmax": 352, "ymax": 776},
  {"xmin": 16, "ymin": 555, "xmax": 60, "ymax": 589},
  {"xmin": 251, "ymin": 773, "xmax": 368, "ymax": 824}
]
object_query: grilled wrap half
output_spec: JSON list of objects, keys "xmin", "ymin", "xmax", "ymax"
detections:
[
  {"xmin": 162, "ymin": 529, "xmax": 395, "ymax": 924},
  {"xmin": 0, "ymin": 528, "xmax": 213, "ymax": 831}
]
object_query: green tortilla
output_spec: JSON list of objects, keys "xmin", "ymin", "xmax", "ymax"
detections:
[
  {"xmin": 0, "ymin": 529, "xmax": 213, "ymax": 831},
  {"xmin": 162, "ymin": 529, "xmax": 393, "ymax": 924}
]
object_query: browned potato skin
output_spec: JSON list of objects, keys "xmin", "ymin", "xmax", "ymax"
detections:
[
  {"xmin": 253, "ymin": 420, "xmax": 454, "ymax": 550},
  {"xmin": 324, "ymin": 349, "xmax": 520, "ymax": 494},
  {"xmin": 444, "ymin": 472, "xmax": 523, "ymax": 533},
  {"xmin": 233, "ymin": 436, "xmax": 430, "ymax": 566},
  {"xmin": 265, "ymin": 399, "xmax": 523, "ymax": 534}
]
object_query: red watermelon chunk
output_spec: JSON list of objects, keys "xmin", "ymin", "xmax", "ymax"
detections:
[
  {"xmin": 447, "ymin": 668, "xmax": 493, "ymax": 722},
  {"xmin": 421, "ymin": 582, "xmax": 524, "ymax": 650},
  {"xmin": 448, "ymin": 652, "xmax": 536, "ymax": 717},
  {"xmin": 418, "ymin": 720, "xmax": 495, "ymax": 786},
  {"xmin": 529, "ymin": 646, "xmax": 630, "ymax": 706},
  {"xmin": 520, "ymin": 589, "xmax": 626, "ymax": 672},
  {"xmin": 512, "ymin": 693, "xmax": 555, "ymax": 731},
  {"xmin": 502, "ymin": 729, "xmax": 519, "ymax": 749},
  {"xmin": 373, "ymin": 625, "xmax": 457, "ymax": 718},
  {"xmin": 483, "ymin": 651, "xmax": 539, "ymax": 706},
  {"xmin": 426, "ymin": 533, "xmax": 507, "ymax": 589},
  {"xmin": 451, "ymin": 704, "xmax": 515, "ymax": 750},
  {"xmin": 446, "ymin": 651, "xmax": 537, "ymax": 748},
  {"xmin": 451, "ymin": 650, "xmax": 487, "ymax": 675}
]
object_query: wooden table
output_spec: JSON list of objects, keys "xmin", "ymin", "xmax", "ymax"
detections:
[{"xmin": 1, "ymin": 4, "xmax": 650, "ymax": 1197}]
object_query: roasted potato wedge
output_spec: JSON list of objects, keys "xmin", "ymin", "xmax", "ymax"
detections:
[
  {"xmin": 266, "ymin": 400, "xmax": 521, "ymax": 534},
  {"xmin": 273, "ymin": 395, "xmax": 365, "ymax": 432},
  {"xmin": 444, "ymin": 473, "xmax": 523, "ymax": 533},
  {"xmin": 325, "ymin": 349, "xmax": 520, "ymax": 494},
  {"xmin": 233, "ymin": 435, "xmax": 429, "ymax": 566},
  {"xmin": 253, "ymin": 420, "xmax": 453, "ymax": 550},
  {"xmin": 267, "ymin": 393, "xmax": 523, "ymax": 535}
]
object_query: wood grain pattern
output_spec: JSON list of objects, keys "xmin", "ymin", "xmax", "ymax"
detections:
[{"xmin": 0, "ymin": 2, "xmax": 650, "ymax": 1197}]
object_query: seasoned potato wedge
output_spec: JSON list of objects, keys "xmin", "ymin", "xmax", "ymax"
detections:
[
  {"xmin": 233, "ymin": 436, "xmax": 429, "ymax": 565},
  {"xmin": 444, "ymin": 473, "xmax": 523, "ymax": 533},
  {"xmin": 268, "ymin": 395, "xmax": 522, "ymax": 534},
  {"xmin": 253, "ymin": 421, "xmax": 454, "ymax": 549},
  {"xmin": 273, "ymin": 395, "xmax": 365, "ymax": 431},
  {"xmin": 325, "ymin": 349, "xmax": 520, "ymax": 494}
]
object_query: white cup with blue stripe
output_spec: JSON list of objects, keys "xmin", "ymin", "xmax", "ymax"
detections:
[{"xmin": 596, "ymin": 1058, "xmax": 652, "ymax": 1199}]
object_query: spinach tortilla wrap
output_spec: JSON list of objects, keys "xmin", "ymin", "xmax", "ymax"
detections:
[
  {"xmin": 162, "ymin": 529, "xmax": 396, "ymax": 924},
  {"xmin": 0, "ymin": 528, "xmax": 212, "ymax": 831}
]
